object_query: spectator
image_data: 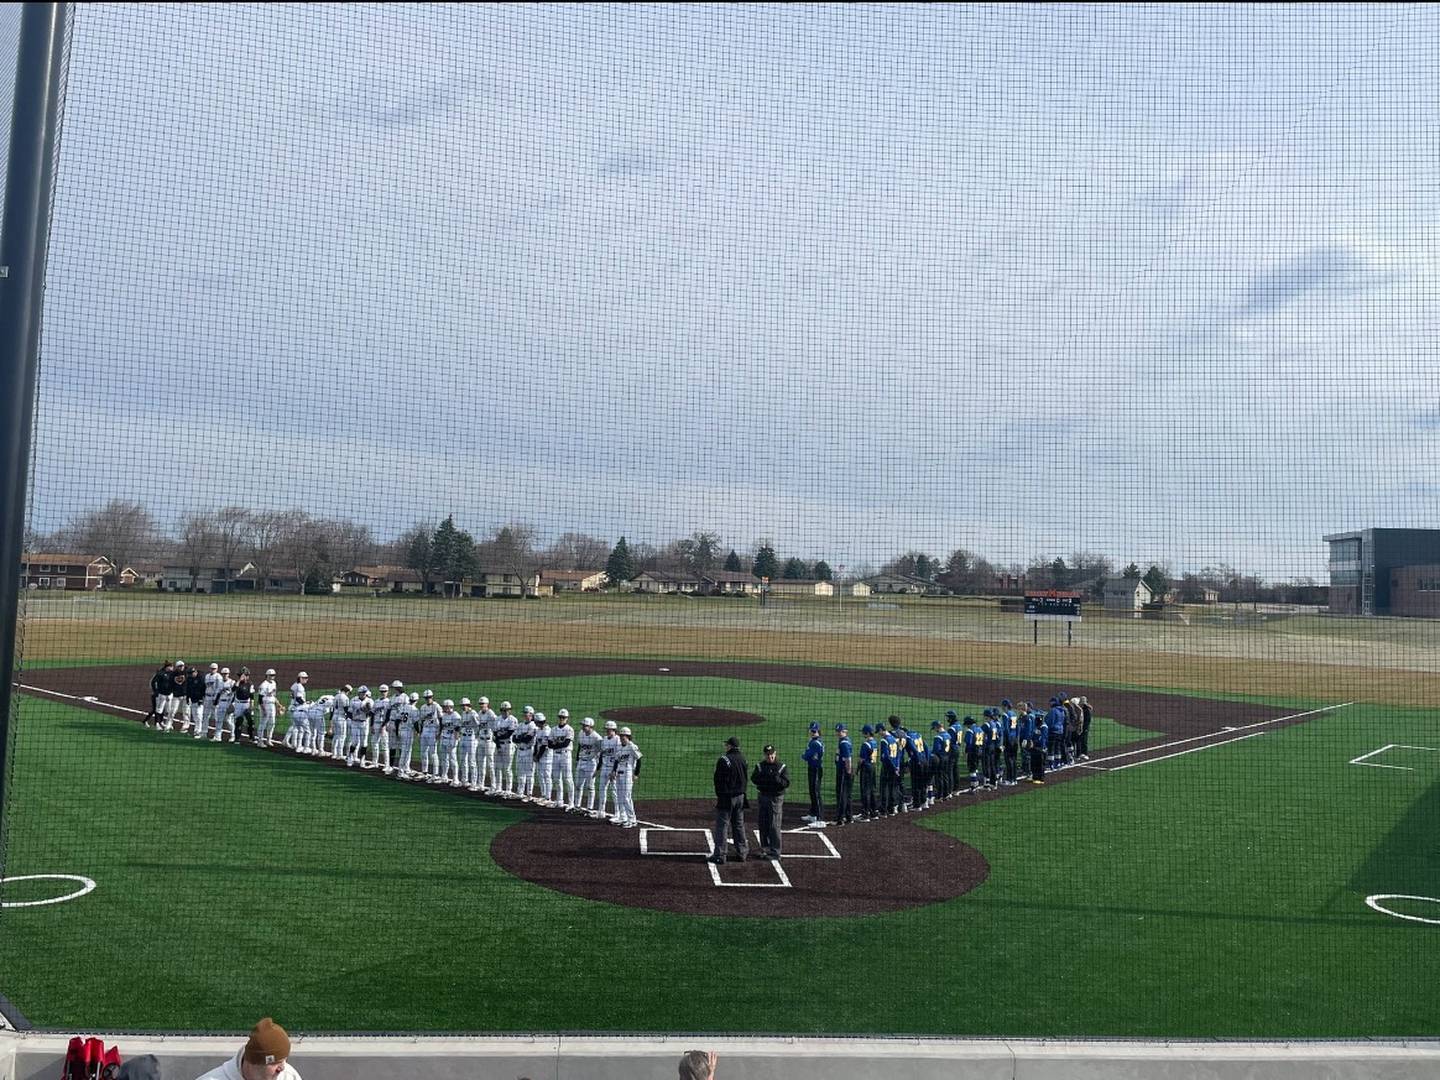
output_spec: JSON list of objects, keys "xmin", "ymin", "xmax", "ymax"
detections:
[
  {"xmin": 678, "ymin": 1051, "xmax": 718, "ymax": 1080},
  {"xmin": 193, "ymin": 1018, "xmax": 299, "ymax": 1080}
]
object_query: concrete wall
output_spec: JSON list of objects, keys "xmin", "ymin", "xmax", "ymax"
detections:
[{"xmin": 5, "ymin": 1034, "xmax": 1440, "ymax": 1080}]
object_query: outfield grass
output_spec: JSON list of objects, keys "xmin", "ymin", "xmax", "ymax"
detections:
[{"xmin": 2, "ymin": 686, "xmax": 1437, "ymax": 1036}]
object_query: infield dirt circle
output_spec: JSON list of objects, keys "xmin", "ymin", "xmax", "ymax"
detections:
[
  {"xmin": 600, "ymin": 705, "xmax": 765, "ymax": 727},
  {"xmin": 22, "ymin": 656, "xmax": 1300, "ymax": 919}
]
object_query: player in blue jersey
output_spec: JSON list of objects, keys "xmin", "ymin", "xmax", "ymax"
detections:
[
  {"xmin": 832, "ymin": 723, "xmax": 854, "ymax": 826},
  {"xmin": 801, "ymin": 723, "xmax": 825, "ymax": 825}
]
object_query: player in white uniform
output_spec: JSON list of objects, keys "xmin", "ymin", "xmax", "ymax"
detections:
[
  {"xmin": 199, "ymin": 663, "xmax": 222, "ymax": 740},
  {"xmin": 187, "ymin": 667, "xmax": 207, "ymax": 733},
  {"xmin": 392, "ymin": 693, "xmax": 418, "ymax": 777},
  {"xmin": 164, "ymin": 660, "xmax": 187, "ymax": 730},
  {"xmin": 255, "ymin": 669, "xmax": 279, "ymax": 747},
  {"xmin": 612, "ymin": 726, "xmax": 642, "ymax": 827},
  {"xmin": 458, "ymin": 698, "xmax": 480, "ymax": 790},
  {"xmin": 417, "ymin": 691, "xmax": 442, "ymax": 781},
  {"xmin": 493, "ymin": 702, "xmax": 518, "ymax": 796},
  {"xmin": 549, "ymin": 709, "xmax": 576, "ymax": 809},
  {"xmin": 366, "ymin": 685, "xmax": 392, "ymax": 770},
  {"xmin": 475, "ymin": 696, "xmax": 497, "ymax": 791},
  {"xmin": 345, "ymin": 687, "xmax": 370, "ymax": 765},
  {"xmin": 438, "ymin": 700, "xmax": 462, "ymax": 786},
  {"xmin": 513, "ymin": 707, "xmax": 538, "ymax": 801},
  {"xmin": 211, "ymin": 669, "xmax": 236, "ymax": 742},
  {"xmin": 285, "ymin": 672, "xmax": 309, "ymax": 752},
  {"xmin": 596, "ymin": 720, "xmax": 621, "ymax": 820},
  {"xmin": 533, "ymin": 712, "xmax": 553, "ymax": 804},
  {"xmin": 574, "ymin": 717, "xmax": 602, "ymax": 813},
  {"xmin": 328, "ymin": 684, "xmax": 351, "ymax": 759}
]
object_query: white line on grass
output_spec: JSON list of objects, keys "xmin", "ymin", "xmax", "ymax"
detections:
[
  {"xmin": 1084, "ymin": 702, "xmax": 1354, "ymax": 768},
  {"xmin": 18, "ymin": 684, "xmax": 146, "ymax": 715},
  {"xmin": 1104, "ymin": 730, "xmax": 1267, "ymax": 772},
  {"xmin": 1350, "ymin": 744, "xmax": 1440, "ymax": 771}
]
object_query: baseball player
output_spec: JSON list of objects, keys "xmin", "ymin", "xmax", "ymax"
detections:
[
  {"xmin": 393, "ymin": 692, "xmax": 419, "ymax": 777},
  {"xmin": 328, "ymin": 684, "xmax": 351, "ymax": 759},
  {"xmin": 533, "ymin": 712, "xmax": 552, "ymax": 804},
  {"xmin": 549, "ymin": 708, "xmax": 576, "ymax": 809},
  {"xmin": 198, "ymin": 663, "xmax": 222, "ymax": 740},
  {"xmin": 184, "ymin": 665, "xmax": 206, "ymax": 734},
  {"xmin": 285, "ymin": 672, "xmax": 309, "ymax": 752},
  {"xmin": 211, "ymin": 668, "xmax": 236, "ymax": 742},
  {"xmin": 458, "ymin": 698, "xmax": 480, "ymax": 790},
  {"xmin": 611, "ymin": 726, "xmax": 642, "ymax": 827},
  {"xmin": 512, "ymin": 706, "xmax": 538, "ymax": 800},
  {"xmin": 596, "ymin": 719, "xmax": 622, "ymax": 820},
  {"xmin": 254, "ymin": 669, "xmax": 278, "ymax": 747},
  {"xmin": 164, "ymin": 662, "xmax": 187, "ymax": 731},
  {"xmin": 416, "ymin": 690, "xmax": 442, "ymax": 781},
  {"xmin": 438, "ymin": 699, "xmax": 462, "ymax": 786},
  {"xmin": 231, "ymin": 670, "xmax": 254, "ymax": 739},
  {"xmin": 801, "ymin": 722, "xmax": 824, "ymax": 824},
  {"xmin": 492, "ymin": 701, "xmax": 517, "ymax": 795},
  {"xmin": 574, "ymin": 716, "xmax": 602, "ymax": 813},
  {"xmin": 366, "ymin": 683, "xmax": 392, "ymax": 770},
  {"xmin": 858, "ymin": 724, "xmax": 878, "ymax": 820},
  {"xmin": 145, "ymin": 660, "xmax": 174, "ymax": 729},
  {"xmin": 475, "ymin": 696, "xmax": 498, "ymax": 792},
  {"xmin": 345, "ymin": 686, "xmax": 370, "ymax": 765}
]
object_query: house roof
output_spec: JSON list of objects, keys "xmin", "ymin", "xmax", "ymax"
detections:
[
  {"xmin": 702, "ymin": 570, "xmax": 759, "ymax": 583},
  {"xmin": 1103, "ymin": 577, "xmax": 1153, "ymax": 596},
  {"xmin": 636, "ymin": 569, "xmax": 703, "ymax": 584},
  {"xmin": 22, "ymin": 553, "xmax": 111, "ymax": 566},
  {"xmin": 864, "ymin": 573, "xmax": 930, "ymax": 586},
  {"xmin": 541, "ymin": 569, "xmax": 604, "ymax": 582},
  {"xmin": 769, "ymin": 578, "xmax": 831, "ymax": 586},
  {"xmin": 349, "ymin": 565, "xmax": 422, "ymax": 582}
]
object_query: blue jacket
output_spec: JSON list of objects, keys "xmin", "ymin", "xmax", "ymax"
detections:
[
  {"xmin": 1003, "ymin": 710, "xmax": 1019, "ymax": 745},
  {"xmin": 835, "ymin": 736, "xmax": 853, "ymax": 771},
  {"xmin": 931, "ymin": 730, "xmax": 951, "ymax": 758},
  {"xmin": 1046, "ymin": 705, "xmax": 1067, "ymax": 734},
  {"xmin": 1017, "ymin": 713, "xmax": 1033, "ymax": 742},
  {"xmin": 963, "ymin": 725, "xmax": 979, "ymax": 752},
  {"xmin": 906, "ymin": 732, "xmax": 925, "ymax": 767},
  {"xmin": 949, "ymin": 722, "xmax": 965, "ymax": 753},
  {"xmin": 803, "ymin": 736, "xmax": 824, "ymax": 768},
  {"xmin": 882, "ymin": 733, "xmax": 902, "ymax": 774},
  {"xmin": 1033, "ymin": 721, "xmax": 1050, "ymax": 750}
]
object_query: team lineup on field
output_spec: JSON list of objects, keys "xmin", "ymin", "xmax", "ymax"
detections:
[{"xmin": 139, "ymin": 657, "xmax": 1098, "ymax": 836}]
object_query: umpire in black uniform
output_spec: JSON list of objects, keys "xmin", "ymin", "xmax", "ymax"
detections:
[
  {"xmin": 709, "ymin": 736, "xmax": 750, "ymax": 864},
  {"xmin": 750, "ymin": 744, "xmax": 791, "ymax": 859}
]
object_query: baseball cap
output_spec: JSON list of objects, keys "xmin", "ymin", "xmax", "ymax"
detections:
[
  {"xmin": 725, "ymin": 736, "xmax": 740, "ymax": 748},
  {"xmin": 523, "ymin": 705, "xmax": 535, "ymax": 714},
  {"xmin": 604, "ymin": 719, "xmax": 617, "ymax": 730},
  {"xmin": 342, "ymin": 683, "xmax": 353, "ymax": 693},
  {"xmin": 442, "ymin": 699, "xmax": 454, "ymax": 709},
  {"xmin": 945, "ymin": 709, "xmax": 957, "ymax": 719},
  {"xmin": 460, "ymin": 697, "xmax": 471, "ymax": 706},
  {"xmin": 1001, "ymin": 699, "xmax": 1012, "ymax": 707},
  {"xmin": 392, "ymin": 680, "xmax": 404, "ymax": 690},
  {"xmin": 861, "ymin": 724, "xmax": 873, "ymax": 734},
  {"xmin": 619, "ymin": 726, "xmax": 632, "ymax": 736},
  {"xmin": 582, "ymin": 717, "xmax": 594, "ymax": 726},
  {"xmin": 209, "ymin": 662, "xmax": 219, "ymax": 670},
  {"xmin": 265, "ymin": 668, "xmax": 276, "ymax": 676},
  {"xmin": 220, "ymin": 667, "xmax": 230, "ymax": 675},
  {"xmin": 298, "ymin": 671, "xmax": 308, "ymax": 679},
  {"xmin": 536, "ymin": 712, "xmax": 547, "ymax": 723},
  {"xmin": 423, "ymin": 689, "xmax": 434, "ymax": 698},
  {"xmin": 243, "ymin": 1018, "xmax": 290, "ymax": 1066},
  {"xmin": 500, "ymin": 701, "xmax": 512, "ymax": 710},
  {"xmin": 834, "ymin": 722, "xmax": 847, "ymax": 732},
  {"xmin": 409, "ymin": 692, "xmax": 419, "ymax": 703},
  {"xmin": 558, "ymin": 708, "xmax": 569, "ymax": 718},
  {"xmin": 809, "ymin": 722, "xmax": 820, "ymax": 733},
  {"xmin": 930, "ymin": 720, "xmax": 941, "ymax": 729},
  {"xmin": 762, "ymin": 744, "xmax": 775, "ymax": 754},
  {"xmin": 479, "ymin": 696, "xmax": 489, "ymax": 705},
  {"xmin": 358, "ymin": 685, "xmax": 369, "ymax": 694}
]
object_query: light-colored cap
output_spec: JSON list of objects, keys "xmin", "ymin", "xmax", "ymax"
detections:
[
  {"xmin": 500, "ymin": 701, "xmax": 512, "ymax": 710},
  {"xmin": 423, "ymin": 689, "xmax": 434, "ymax": 698},
  {"xmin": 265, "ymin": 668, "xmax": 276, "ymax": 676},
  {"xmin": 558, "ymin": 708, "xmax": 569, "ymax": 718},
  {"xmin": 478, "ymin": 696, "xmax": 489, "ymax": 704},
  {"xmin": 604, "ymin": 719, "xmax": 617, "ymax": 730},
  {"xmin": 298, "ymin": 671, "xmax": 309, "ymax": 679},
  {"xmin": 408, "ymin": 692, "xmax": 418, "ymax": 703},
  {"xmin": 523, "ymin": 705, "xmax": 535, "ymax": 715},
  {"xmin": 460, "ymin": 697, "xmax": 471, "ymax": 706},
  {"xmin": 442, "ymin": 699, "xmax": 454, "ymax": 709},
  {"xmin": 209, "ymin": 662, "xmax": 219, "ymax": 670},
  {"xmin": 536, "ymin": 712, "xmax": 546, "ymax": 723},
  {"xmin": 582, "ymin": 716, "xmax": 594, "ymax": 726},
  {"xmin": 619, "ymin": 726, "xmax": 632, "ymax": 736}
]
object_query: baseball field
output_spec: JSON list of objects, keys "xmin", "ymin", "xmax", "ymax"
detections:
[{"xmin": 2, "ymin": 592, "xmax": 1438, "ymax": 1036}]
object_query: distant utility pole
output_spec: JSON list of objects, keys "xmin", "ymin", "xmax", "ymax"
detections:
[{"xmin": 837, "ymin": 564, "xmax": 846, "ymax": 610}]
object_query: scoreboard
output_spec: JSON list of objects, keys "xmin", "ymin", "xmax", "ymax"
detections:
[{"xmin": 1023, "ymin": 593, "xmax": 1082, "ymax": 622}]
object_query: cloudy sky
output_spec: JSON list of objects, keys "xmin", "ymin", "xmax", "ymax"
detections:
[{"xmin": 26, "ymin": 3, "xmax": 1440, "ymax": 577}]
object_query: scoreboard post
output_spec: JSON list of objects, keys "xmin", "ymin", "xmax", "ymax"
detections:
[{"xmin": 1023, "ymin": 591, "xmax": 1082, "ymax": 646}]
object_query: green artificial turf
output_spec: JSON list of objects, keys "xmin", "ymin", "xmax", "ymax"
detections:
[{"xmin": 1, "ymin": 687, "xmax": 1436, "ymax": 1036}]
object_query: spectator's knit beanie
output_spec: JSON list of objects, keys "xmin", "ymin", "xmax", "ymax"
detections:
[{"xmin": 243, "ymin": 1019, "xmax": 290, "ymax": 1066}]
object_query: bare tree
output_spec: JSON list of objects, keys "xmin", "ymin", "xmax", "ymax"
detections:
[
  {"xmin": 175, "ymin": 513, "xmax": 220, "ymax": 592},
  {"xmin": 279, "ymin": 515, "xmax": 345, "ymax": 594},
  {"xmin": 69, "ymin": 498, "xmax": 159, "ymax": 575},
  {"xmin": 334, "ymin": 520, "xmax": 375, "ymax": 571},
  {"xmin": 212, "ymin": 506, "xmax": 252, "ymax": 593},
  {"xmin": 246, "ymin": 510, "xmax": 293, "ymax": 591},
  {"xmin": 545, "ymin": 531, "xmax": 610, "ymax": 571},
  {"xmin": 398, "ymin": 522, "xmax": 437, "ymax": 592}
]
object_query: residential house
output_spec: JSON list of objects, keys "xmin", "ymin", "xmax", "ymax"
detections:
[
  {"xmin": 469, "ymin": 568, "xmax": 536, "ymax": 598},
  {"xmin": 766, "ymin": 578, "xmax": 835, "ymax": 598},
  {"xmin": 633, "ymin": 569, "xmax": 705, "ymax": 595},
  {"xmin": 20, "ymin": 553, "xmax": 116, "ymax": 591},
  {"xmin": 541, "ymin": 569, "xmax": 606, "ymax": 592},
  {"xmin": 841, "ymin": 581, "xmax": 871, "ymax": 598},
  {"xmin": 116, "ymin": 562, "xmax": 163, "ymax": 589},
  {"xmin": 160, "ymin": 562, "xmax": 257, "ymax": 593},
  {"xmin": 864, "ymin": 573, "xmax": 930, "ymax": 595},
  {"xmin": 1102, "ymin": 577, "xmax": 1153, "ymax": 615},
  {"xmin": 700, "ymin": 570, "xmax": 760, "ymax": 595},
  {"xmin": 342, "ymin": 565, "xmax": 426, "ymax": 593}
]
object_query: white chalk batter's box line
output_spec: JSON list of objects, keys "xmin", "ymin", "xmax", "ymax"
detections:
[
  {"xmin": 751, "ymin": 828, "xmax": 841, "ymax": 859},
  {"xmin": 638, "ymin": 827, "xmax": 714, "ymax": 856},
  {"xmin": 1349, "ymin": 744, "xmax": 1440, "ymax": 771}
]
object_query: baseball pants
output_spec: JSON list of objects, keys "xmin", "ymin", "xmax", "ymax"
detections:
[
  {"xmin": 1004, "ymin": 745, "xmax": 1018, "ymax": 783},
  {"xmin": 615, "ymin": 770, "xmax": 636, "ymax": 823},
  {"xmin": 419, "ymin": 735, "xmax": 439, "ymax": 778},
  {"xmin": 536, "ymin": 752, "xmax": 552, "ymax": 801},
  {"xmin": 149, "ymin": 693, "xmax": 168, "ymax": 725},
  {"xmin": 834, "ymin": 769, "xmax": 853, "ymax": 823},
  {"xmin": 575, "ymin": 759, "xmax": 598, "ymax": 810},
  {"xmin": 231, "ymin": 703, "xmax": 251, "ymax": 740},
  {"xmin": 368, "ymin": 724, "xmax": 389, "ymax": 769},
  {"xmin": 259, "ymin": 703, "xmax": 277, "ymax": 746},
  {"xmin": 497, "ymin": 742, "xmax": 515, "ymax": 792},
  {"xmin": 330, "ymin": 717, "xmax": 348, "ymax": 758},
  {"xmin": 858, "ymin": 764, "xmax": 876, "ymax": 818},
  {"xmin": 807, "ymin": 764, "xmax": 823, "ymax": 820},
  {"xmin": 391, "ymin": 729, "xmax": 411, "ymax": 774},
  {"xmin": 345, "ymin": 720, "xmax": 365, "ymax": 764},
  {"xmin": 478, "ymin": 739, "xmax": 496, "ymax": 788},
  {"xmin": 460, "ymin": 736, "xmax": 478, "ymax": 787},
  {"xmin": 187, "ymin": 700, "xmax": 204, "ymax": 732},
  {"xmin": 598, "ymin": 768, "xmax": 618, "ymax": 818},
  {"xmin": 1030, "ymin": 745, "xmax": 1046, "ymax": 781},
  {"xmin": 440, "ymin": 736, "xmax": 459, "ymax": 783},
  {"xmin": 164, "ymin": 694, "xmax": 184, "ymax": 729},
  {"xmin": 213, "ymin": 702, "xmax": 235, "ymax": 741},
  {"xmin": 198, "ymin": 698, "xmax": 218, "ymax": 738},
  {"xmin": 516, "ymin": 751, "xmax": 535, "ymax": 796},
  {"xmin": 551, "ymin": 753, "xmax": 574, "ymax": 807},
  {"xmin": 712, "ymin": 795, "xmax": 747, "ymax": 859}
]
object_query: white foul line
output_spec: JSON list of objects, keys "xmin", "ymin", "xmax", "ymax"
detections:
[
  {"xmin": 18, "ymin": 683, "xmax": 146, "ymax": 715},
  {"xmin": 1084, "ymin": 702, "xmax": 1355, "ymax": 768},
  {"xmin": 1104, "ymin": 730, "xmax": 1267, "ymax": 772},
  {"xmin": 1350, "ymin": 744, "xmax": 1440, "ymax": 771}
]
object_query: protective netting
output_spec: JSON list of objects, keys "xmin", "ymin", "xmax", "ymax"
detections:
[{"xmin": 3, "ymin": 2, "xmax": 1439, "ymax": 1037}]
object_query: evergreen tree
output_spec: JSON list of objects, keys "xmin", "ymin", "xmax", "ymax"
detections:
[
  {"xmin": 431, "ymin": 515, "xmax": 477, "ymax": 594},
  {"xmin": 752, "ymin": 544, "xmax": 779, "ymax": 581},
  {"xmin": 1142, "ymin": 564, "xmax": 1170, "ymax": 601},
  {"xmin": 813, "ymin": 560, "xmax": 833, "ymax": 581},
  {"xmin": 1122, "ymin": 562, "xmax": 1142, "ymax": 579},
  {"xmin": 915, "ymin": 554, "xmax": 935, "ymax": 581},
  {"xmin": 723, "ymin": 549, "xmax": 744, "ymax": 572},
  {"xmin": 782, "ymin": 557, "xmax": 808, "ymax": 579},
  {"xmin": 605, "ymin": 537, "xmax": 636, "ymax": 586}
]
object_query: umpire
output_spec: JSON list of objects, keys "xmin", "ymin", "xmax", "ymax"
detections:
[
  {"xmin": 750, "ymin": 744, "xmax": 791, "ymax": 859},
  {"xmin": 709, "ymin": 736, "xmax": 750, "ymax": 864}
]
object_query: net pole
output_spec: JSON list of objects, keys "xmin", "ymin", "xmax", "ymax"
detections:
[{"xmin": 0, "ymin": 2, "xmax": 70, "ymax": 874}]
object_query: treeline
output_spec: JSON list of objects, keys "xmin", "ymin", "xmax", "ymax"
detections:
[{"xmin": 27, "ymin": 499, "xmax": 1318, "ymax": 599}]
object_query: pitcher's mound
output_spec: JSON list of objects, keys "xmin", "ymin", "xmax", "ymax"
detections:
[{"xmin": 600, "ymin": 705, "xmax": 765, "ymax": 728}]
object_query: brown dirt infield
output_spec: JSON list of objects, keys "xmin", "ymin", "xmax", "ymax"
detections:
[
  {"xmin": 18, "ymin": 656, "xmax": 1308, "ymax": 918},
  {"xmin": 488, "ymin": 798, "xmax": 991, "ymax": 916},
  {"xmin": 600, "ymin": 705, "xmax": 765, "ymax": 727}
]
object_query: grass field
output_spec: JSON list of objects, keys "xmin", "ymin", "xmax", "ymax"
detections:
[
  {"xmin": 4, "ymin": 595, "xmax": 1440, "ymax": 1036},
  {"xmin": 2, "ymin": 669, "xmax": 1438, "ymax": 1036}
]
